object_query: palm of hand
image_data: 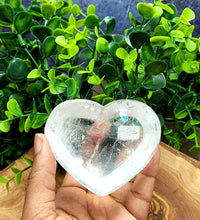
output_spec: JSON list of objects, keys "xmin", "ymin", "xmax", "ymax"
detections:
[
  {"xmin": 22, "ymin": 134, "xmax": 160, "ymax": 220},
  {"xmin": 54, "ymin": 152, "xmax": 158, "ymax": 220}
]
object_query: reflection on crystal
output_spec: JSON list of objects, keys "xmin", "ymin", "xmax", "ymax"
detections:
[
  {"xmin": 119, "ymin": 107, "xmax": 129, "ymax": 123},
  {"xmin": 59, "ymin": 116, "xmax": 143, "ymax": 176},
  {"xmin": 45, "ymin": 99, "xmax": 161, "ymax": 196}
]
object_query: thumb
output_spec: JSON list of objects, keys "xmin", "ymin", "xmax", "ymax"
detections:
[{"xmin": 22, "ymin": 134, "xmax": 57, "ymax": 219}]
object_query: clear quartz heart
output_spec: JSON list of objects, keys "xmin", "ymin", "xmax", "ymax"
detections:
[{"xmin": 44, "ymin": 99, "xmax": 161, "ymax": 196}]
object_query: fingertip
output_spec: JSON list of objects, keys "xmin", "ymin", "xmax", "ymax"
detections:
[
  {"xmin": 142, "ymin": 147, "xmax": 160, "ymax": 177},
  {"xmin": 34, "ymin": 133, "xmax": 43, "ymax": 155}
]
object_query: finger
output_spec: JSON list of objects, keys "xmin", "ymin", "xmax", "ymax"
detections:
[
  {"xmin": 59, "ymin": 172, "xmax": 86, "ymax": 190},
  {"xmin": 124, "ymin": 148, "xmax": 160, "ymax": 220},
  {"xmin": 55, "ymin": 173, "xmax": 91, "ymax": 220},
  {"xmin": 22, "ymin": 134, "xmax": 57, "ymax": 219}
]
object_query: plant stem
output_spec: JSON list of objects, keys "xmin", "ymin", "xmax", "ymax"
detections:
[
  {"xmin": 140, "ymin": 18, "xmax": 145, "ymax": 30},
  {"xmin": 17, "ymin": 34, "xmax": 39, "ymax": 68},
  {"xmin": 184, "ymin": 102, "xmax": 199, "ymax": 147},
  {"xmin": 44, "ymin": 58, "xmax": 49, "ymax": 71}
]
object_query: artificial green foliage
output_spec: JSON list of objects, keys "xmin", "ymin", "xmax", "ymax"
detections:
[{"xmin": 0, "ymin": 0, "xmax": 200, "ymax": 189}]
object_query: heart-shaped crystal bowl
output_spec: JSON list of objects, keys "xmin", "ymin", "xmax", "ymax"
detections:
[{"xmin": 44, "ymin": 99, "xmax": 161, "ymax": 196}]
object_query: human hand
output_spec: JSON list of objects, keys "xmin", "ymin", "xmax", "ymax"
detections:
[{"xmin": 22, "ymin": 133, "xmax": 160, "ymax": 220}]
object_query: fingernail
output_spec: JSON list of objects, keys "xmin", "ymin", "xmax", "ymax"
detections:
[{"xmin": 34, "ymin": 134, "xmax": 43, "ymax": 155}]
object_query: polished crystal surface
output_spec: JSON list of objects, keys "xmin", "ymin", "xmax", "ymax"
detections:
[{"xmin": 44, "ymin": 99, "xmax": 161, "ymax": 196}]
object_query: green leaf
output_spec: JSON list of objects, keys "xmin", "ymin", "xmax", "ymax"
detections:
[
  {"xmin": 150, "ymin": 36, "xmax": 170, "ymax": 46},
  {"xmin": 0, "ymin": 4, "xmax": 14, "ymax": 26},
  {"xmin": 26, "ymin": 83, "xmax": 43, "ymax": 96},
  {"xmin": 154, "ymin": 25, "xmax": 169, "ymax": 36},
  {"xmin": 163, "ymin": 3, "xmax": 177, "ymax": 20},
  {"xmin": 15, "ymin": 172, "xmax": 22, "ymax": 184},
  {"xmin": 105, "ymin": 81, "xmax": 119, "ymax": 96},
  {"xmin": 141, "ymin": 43, "xmax": 154, "ymax": 61},
  {"xmin": 129, "ymin": 12, "xmax": 136, "ymax": 30},
  {"xmin": 87, "ymin": 4, "xmax": 96, "ymax": 15},
  {"xmin": 46, "ymin": 17, "xmax": 61, "ymax": 30},
  {"xmin": 84, "ymin": 14, "xmax": 99, "ymax": 29},
  {"xmin": 32, "ymin": 113, "xmax": 49, "ymax": 129},
  {"xmin": 180, "ymin": 8, "xmax": 195, "ymax": 24},
  {"xmin": 68, "ymin": 13, "xmax": 76, "ymax": 27},
  {"xmin": 68, "ymin": 45, "xmax": 79, "ymax": 57},
  {"xmin": 7, "ymin": 99, "xmax": 23, "ymax": 117},
  {"xmin": 56, "ymin": 63, "xmax": 71, "ymax": 69},
  {"xmin": 102, "ymin": 97, "xmax": 114, "ymax": 106},
  {"xmin": 98, "ymin": 63, "xmax": 117, "ymax": 80},
  {"xmin": 137, "ymin": 3, "xmax": 157, "ymax": 20},
  {"xmin": 77, "ymin": 70, "xmax": 90, "ymax": 74},
  {"xmin": 56, "ymin": 35, "xmax": 68, "ymax": 47},
  {"xmin": 129, "ymin": 31, "xmax": 151, "ymax": 48},
  {"xmin": 161, "ymin": 17, "xmax": 171, "ymax": 32},
  {"xmin": 129, "ymin": 50, "xmax": 137, "ymax": 62},
  {"xmin": 174, "ymin": 103, "xmax": 188, "ymax": 119},
  {"xmin": 182, "ymin": 60, "xmax": 199, "ymax": 74},
  {"xmin": 27, "ymin": 65, "xmax": 41, "ymax": 79},
  {"xmin": 0, "ymin": 120, "xmax": 10, "ymax": 133},
  {"xmin": 41, "ymin": 3, "xmax": 56, "ymax": 20},
  {"xmin": 66, "ymin": 78, "xmax": 77, "ymax": 99},
  {"xmin": 79, "ymin": 47, "xmax": 93, "ymax": 60},
  {"xmin": 89, "ymin": 59, "xmax": 95, "ymax": 72},
  {"xmin": 54, "ymin": 1, "xmax": 64, "ymax": 9},
  {"xmin": 71, "ymin": 4, "xmax": 81, "ymax": 15},
  {"xmin": 68, "ymin": 0, "xmax": 72, "ymax": 6},
  {"xmin": 88, "ymin": 75, "xmax": 99, "ymax": 85},
  {"xmin": 157, "ymin": 3, "xmax": 174, "ymax": 14},
  {"xmin": 0, "ymin": 176, "xmax": 8, "ymax": 183},
  {"xmin": 170, "ymin": 30, "xmax": 185, "ymax": 38},
  {"xmin": 149, "ymin": 89, "xmax": 164, "ymax": 104},
  {"xmin": 5, "ymin": 0, "xmax": 21, "ymax": 9},
  {"xmin": 5, "ymin": 110, "xmax": 14, "ymax": 120},
  {"xmin": 163, "ymin": 129, "xmax": 173, "ymax": 135},
  {"xmin": 183, "ymin": 121, "xmax": 192, "ymax": 131},
  {"xmin": 143, "ymin": 15, "xmax": 161, "ymax": 32},
  {"xmin": 105, "ymin": 16, "xmax": 115, "ymax": 34},
  {"xmin": 159, "ymin": 47, "xmax": 176, "ymax": 59},
  {"xmin": 14, "ymin": 11, "xmax": 32, "ymax": 34},
  {"xmin": 0, "ymin": 32, "xmax": 17, "ymax": 40},
  {"xmin": 187, "ymin": 133, "xmax": 196, "ymax": 140},
  {"xmin": 48, "ymin": 69, "xmax": 55, "ymax": 82},
  {"xmin": 185, "ymin": 25, "xmax": 195, "ymax": 37},
  {"xmin": 22, "ymin": 156, "xmax": 33, "ymax": 166},
  {"xmin": 195, "ymin": 105, "xmax": 200, "ymax": 111},
  {"xmin": 185, "ymin": 38, "xmax": 196, "ymax": 52},
  {"xmin": 60, "ymin": 7, "xmax": 71, "ymax": 16},
  {"xmin": 11, "ymin": 167, "xmax": 20, "ymax": 174},
  {"xmin": 190, "ymin": 119, "xmax": 200, "ymax": 126},
  {"xmin": 92, "ymin": 94, "xmax": 107, "ymax": 103},
  {"xmin": 124, "ymin": 59, "xmax": 135, "ymax": 72},
  {"xmin": 44, "ymin": 94, "xmax": 52, "ymax": 115},
  {"xmin": 42, "ymin": 36, "xmax": 56, "ymax": 58},
  {"xmin": 19, "ymin": 117, "xmax": 24, "ymax": 132},
  {"xmin": 143, "ymin": 73, "xmax": 166, "ymax": 89},
  {"xmin": 7, "ymin": 58, "xmax": 29, "ymax": 83},
  {"xmin": 189, "ymin": 145, "xmax": 200, "ymax": 153},
  {"xmin": 116, "ymin": 48, "xmax": 129, "ymax": 60},
  {"xmin": 108, "ymin": 41, "xmax": 120, "ymax": 61},
  {"xmin": 31, "ymin": 26, "xmax": 53, "ymax": 42},
  {"xmin": 49, "ymin": 78, "xmax": 67, "ymax": 94},
  {"xmin": 24, "ymin": 115, "xmax": 32, "ymax": 132},
  {"xmin": 145, "ymin": 61, "xmax": 167, "ymax": 75}
]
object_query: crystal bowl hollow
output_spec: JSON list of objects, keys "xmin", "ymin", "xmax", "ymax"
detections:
[{"xmin": 44, "ymin": 99, "xmax": 161, "ymax": 196}]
